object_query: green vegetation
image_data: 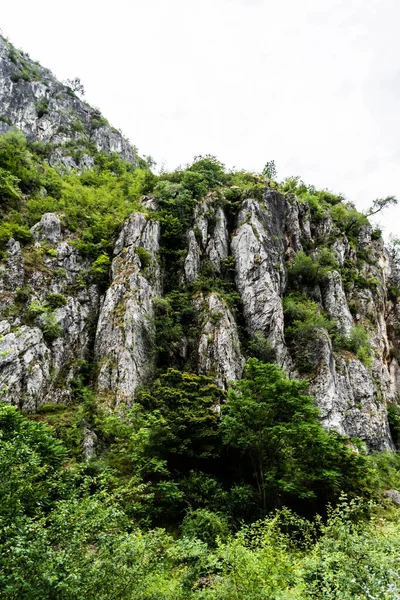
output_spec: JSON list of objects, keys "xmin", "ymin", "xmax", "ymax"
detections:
[
  {"xmin": 5, "ymin": 38, "xmax": 42, "ymax": 82},
  {"xmin": 0, "ymin": 125, "xmax": 398, "ymax": 597},
  {"xmin": 24, "ymin": 360, "xmax": 377, "ymax": 529},
  {"xmin": 36, "ymin": 97, "xmax": 49, "ymax": 118},
  {"xmin": 336, "ymin": 324, "xmax": 373, "ymax": 367},
  {"xmin": 283, "ymin": 293, "xmax": 335, "ymax": 372},
  {"xmin": 0, "ymin": 130, "xmax": 149, "ymax": 265},
  {"xmin": 45, "ymin": 292, "xmax": 67, "ymax": 309},
  {"xmin": 221, "ymin": 359, "xmax": 371, "ymax": 512},
  {"xmin": 136, "ymin": 246, "xmax": 153, "ymax": 270},
  {"xmin": 41, "ymin": 312, "xmax": 62, "ymax": 342},
  {"xmin": 288, "ymin": 249, "xmax": 339, "ymax": 287},
  {"xmin": 0, "ymin": 394, "xmax": 400, "ymax": 600}
]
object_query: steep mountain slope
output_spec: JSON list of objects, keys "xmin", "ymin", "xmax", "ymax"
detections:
[
  {"xmin": 0, "ymin": 34, "xmax": 399, "ymax": 454},
  {"xmin": 0, "ymin": 35, "xmax": 138, "ymax": 169}
]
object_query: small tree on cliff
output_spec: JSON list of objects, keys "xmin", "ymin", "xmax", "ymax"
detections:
[
  {"xmin": 366, "ymin": 195, "xmax": 397, "ymax": 217},
  {"xmin": 64, "ymin": 77, "xmax": 85, "ymax": 96},
  {"xmin": 262, "ymin": 160, "xmax": 277, "ymax": 180}
]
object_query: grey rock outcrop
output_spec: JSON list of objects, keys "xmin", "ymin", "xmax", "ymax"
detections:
[
  {"xmin": 0, "ymin": 325, "xmax": 51, "ymax": 411},
  {"xmin": 0, "ymin": 31, "xmax": 399, "ymax": 450},
  {"xmin": 31, "ymin": 212, "xmax": 62, "ymax": 244},
  {"xmin": 309, "ymin": 332, "xmax": 392, "ymax": 449},
  {"xmin": 196, "ymin": 293, "xmax": 245, "ymax": 388},
  {"xmin": 384, "ymin": 489, "xmax": 400, "ymax": 506},
  {"xmin": 321, "ymin": 271, "xmax": 353, "ymax": 335},
  {"xmin": 184, "ymin": 197, "xmax": 229, "ymax": 283},
  {"xmin": 184, "ymin": 230, "xmax": 201, "ymax": 284},
  {"xmin": 94, "ymin": 206, "xmax": 161, "ymax": 403},
  {"xmin": 231, "ymin": 194, "xmax": 290, "ymax": 369},
  {"xmin": 82, "ymin": 426, "xmax": 97, "ymax": 461},
  {"xmin": 0, "ymin": 35, "xmax": 138, "ymax": 169},
  {"xmin": 0, "ymin": 213, "xmax": 99, "ymax": 410}
]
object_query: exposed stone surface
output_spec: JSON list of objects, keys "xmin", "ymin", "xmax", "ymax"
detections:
[
  {"xmin": 322, "ymin": 271, "xmax": 353, "ymax": 335},
  {"xmin": 184, "ymin": 230, "xmax": 201, "ymax": 284},
  {"xmin": 309, "ymin": 332, "xmax": 393, "ymax": 449},
  {"xmin": 82, "ymin": 425, "xmax": 97, "ymax": 461},
  {"xmin": 31, "ymin": 213, "xmax": 62, "ymax": 244},
  {"xmin": 184, "ymin": 197, "xmax": 229, "ymax": 283},
  {"xmin": 0, "ymin": 326, "xmax": 50, "ymax": 411},
  {"xmin": 196, "ymin": 293, "xmax": 245, "ymax": 388},
  {"xmin": 94, "ymin": 209, "xmax": 161, "ymax": 403},
  {"xmin": 0, "ymin": 35, "xmax": 138, "ymax": 169},
  {"xmin": 231, "ymin": 193, "xmax": 290, "ymax": 369},
  {"xmin": 0, "ymin": 213, "xmax": 99, "ymax": 410},
  {"xmin": 205, "ymin": 207, "xmax": 229, "ymax": 272},
  {"xmin": 384, "ymin": 489, "xmax": 400, "ymax": 506},
  {"xmin": 230, "ymin": 192, "xmax": 396, "ymax": 448}
]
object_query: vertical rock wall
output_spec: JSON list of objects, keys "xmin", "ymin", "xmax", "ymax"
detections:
[{"xmin": 94, "ymin": 200, "xmax": 161, "ymax": 403}]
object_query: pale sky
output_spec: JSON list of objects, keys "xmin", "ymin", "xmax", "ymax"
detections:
[{"xmin": 2, "ymin": 0, "xmax": 400, "ymax": 234}]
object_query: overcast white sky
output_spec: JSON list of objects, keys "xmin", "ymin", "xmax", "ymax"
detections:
[{"xmin": 2, "ymin": 0, "xmax": 400, "ymax": 234}]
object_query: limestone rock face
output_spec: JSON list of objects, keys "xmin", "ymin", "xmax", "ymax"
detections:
[
  {"xmin": 184, "ymin": 230, "xmax": 201, "ymax": 284},
  {"xmin": 196, "ymin": 293, "xmax": 245, "ymax": 388},
  {"xmin": 309, "ymin": 332, "xmax": 392, "ymax": 449},
  {"xmin": 178, "ymin": 189, "xmax": 398, "ymax": 448},
  {"xmin": 0, "ymin": 325, "xmax": 51, "ymax": 411},
  {"xmin": 321, "ymin": 271, "xmax": 353, "ymax": 335},
  {"xmin": 0, "ymin": 213, "xmax": 99, "ymax": 410},
  {"xmin": 0, "ymin": 35, "xmax": 138, "ymax": 169},
  {"xmin": 184, "ymin": 197, "xmax": 229, "ymax": 283},
  {"xmin": 231, "ymin": 193, "xmax": 290, "ymax": 369},
  {"xmin": 94, "ymin": 206, "xmax": 161, "ymax": 403},
  {"xmin": 82, "ymin": 426, "xmax": 97, "ymax": 461},
  {"xmin": 31, "ymin": 213, "xmax": 62, "ymax": 244}
]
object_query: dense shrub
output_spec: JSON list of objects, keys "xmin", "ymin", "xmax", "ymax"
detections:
[
  {"xmin": 41, "ymin": 312, "xmax": 62, "ymax": 342},
  {"xmin": 36, "ymin": 98, "xmax": 49, "ymax": 118},
  {"xmin": 181, "ymin": 508, "xmax": 230, "ymax": 547},
  {"xmin": 45, "ymin": 292, "xmax": 67, "ymax": 309},
  {"xmin": 334, "ymin": 324, "xmax": 373, "ymax": 367},
  {"xmin": 288, "ymin": 249, "xmax": 339, "ymax": 287},
  {"xmin": 89, "ymin": 253, "xmax": 111, "ymax": 287},
  {"xmin": 136, "ymin": 246, "xmax": 152, "ymax": 269}
]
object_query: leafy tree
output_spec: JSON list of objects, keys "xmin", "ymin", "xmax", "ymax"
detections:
[
  {"xmin": 188, "ymin": 155, "xmax": 226, "ymax": 188},
  {"xmin": 0, "ymin": 404, "xmax": 67, "ymax": 522},
  {"xmin": 288, "ymin": 249, "xmax": 339, "ymax": 288},
  {"xmin": 330, "ymin": 203, "xmax": 369, "ymax": 239},
  {"xmin": 138, "ymin": 369, "xmax": 225, "ymax": 460},
  {"xmin": 262, "ymin": 160, "xmax": 277, "ymax": 179},
  {"xmin": 181, "ymin": 508, "xmax": 229, "ymax": 547},
  {"xmin": 220, "ymin": 359, "xmax": 372, "ymax": 512}
]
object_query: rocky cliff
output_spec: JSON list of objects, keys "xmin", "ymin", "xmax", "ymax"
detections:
[
  {"xmin": 0, "ymin": 35, "xmax": 138, "ymax": 169},
  {"xmin": 0, "ymin": 35, "xmax": 399, "ymax": 451}
]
